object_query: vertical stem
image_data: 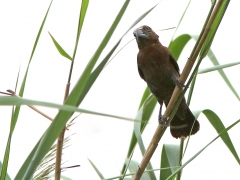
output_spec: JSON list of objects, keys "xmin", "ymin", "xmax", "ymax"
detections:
[
  {"xmin": 54, "ymin": 1, "xmax": 85, "ymax": 178},
  {"xmin": 176, "ymin": 2, "xmax": 216, "ymax": 179},
  {"xmin": 55, "ymin": 83, "xmax": 71, "ymax": 180},
  {"xmin": 55, "ymin": 130, "xmax": 65, "ymax": 179},
  {"xmin": 176, "ymin": 138, "xmax": 184, "ymax": 180}
]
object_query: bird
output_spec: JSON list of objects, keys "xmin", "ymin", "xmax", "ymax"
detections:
[{"xmin": 133, "ymin": 25, "xmax": 199, "ymax": 138}]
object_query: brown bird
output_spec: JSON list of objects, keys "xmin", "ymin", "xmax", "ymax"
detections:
[{"xmin": 133, "ymin": 25, "xmax": 199, "ymax": 138}]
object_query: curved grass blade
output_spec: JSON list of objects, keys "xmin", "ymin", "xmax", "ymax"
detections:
[
  {"xmin": 187, "ymin": 68, "xmax": 197, "ymax": 106},
  {"xmin": 14, "ymin": 1, "xmax": 133, "ymax": 178},
  {"xmin": 48, "ymin": 32, "xmax": 72, "ymax": 60},
  {"xmin": 72, "ymin": 0, "xmax": 89, "ymax": 60},
  {"xmin": 207, "ymin": 49, "xmax": 240, "ymax": 100},
  {"xmin": 196, "ymin": 0, "xmax": 239, "ymax": 101},
  {"xmin": 0, "ymin": 161, "xmax": 11, "ymax": 180},
  {"xmin": 133, "ymin": 105, "xmax": 156, "ymax": 180},
  {"xmin": 10, "ymin": 0, "xmax": 53, "ymax": 137},
  {"xmin": 167, "ymin": 118, "xmax": 240, "ymax": 180},
  {"xmin": 0, "ymin": 96, "xmax": 135, "ymax": 122},
  {"xmin": 198, "ymin": 61, "xmax": 240, "ymax": 74},
  {"xmin": 0, "ymin": 114, "xmax": 14, "ymax": 180},
  {"xmin": 193, "ymin": 37, "xmax": 240, "ymax": 100},
  {"xmin": 54, "ymin": 1, "xmax": 89, "ymax": 178},
  {"xmin": 1, "ymin": 3, "xmax": 53, "ymax": 178},
  {"xmin": 19, "ymin": 0, "xmax": 53, "ymax": 99},
  {"xmin": 88, "ymin": 158, "xmax": 105, "ymax": 179},
  {"xmin": 194, "ymin": 109, "xmax": 240, "ymax": 165},
  {"xmin": 72, "ymin": 0, "xmax": 131, "ymax": 98},
  {"xmin": 1, "ymin": 68, "xmax": 21, "ymax": 179},
  {"xmin": 80, "ymin": 1, "xmax": 159, "ymax": 135},
  {"xmin": 63, "ymin": 5, "xmax": 161, "ymax": 177},
  {"xmin": 138, "ymin": 87, "xmax": 151, "ymax": 109},
  {"xmin": 77, "ymin": 41, "xmax": 120, "ymax": 103},
  {"xmin": 169, "ymin": 34, "xmax": 191, "ymax": 61},
  {"xmin": 77, "ymin": 3, "xmax": 158, "ymax": 106},
  {"xmin": 172, "ymin": 34, "xmax": 240, "ymax": 101},
  {"xmin": 170, "ymin": 0, "xmax": 192, "ymax": 43},
  {"xmin": 0, "ymin": 108, "xmax": 13, "ymax": 180},
  {"xmin": 121, "ymin": 95, "xmax": 157, "ymax": 175},
  {"xmin": 200, "ymin": 0, "xmax": 230, "ymax": 58},
  {"xmin": 160, "ymin": 144, "xmax": 180, "ymax": 180}
]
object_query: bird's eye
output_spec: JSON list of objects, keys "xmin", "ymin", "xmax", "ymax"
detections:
[{"xmin": 133, "ymin": 33, "xmax": 136, "ymax": 37}]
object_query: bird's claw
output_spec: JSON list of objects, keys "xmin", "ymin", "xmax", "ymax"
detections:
[
  {"xmin": 158, "ymin": 115, "xmax": 169, "ymax": 127},
  {"xmin": 176, "ymin": 79, "xmax": 188, "ymax": 89}
]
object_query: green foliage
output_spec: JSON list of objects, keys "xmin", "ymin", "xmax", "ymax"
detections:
[
  {"xmin": 88, "ymin": 159, "xmax": 105, "ymax": 179},
  {"xmin": 160, "ymin": 144, "xmax": 180, "ymax": 180},
  {"xmin": 0, "ymin": 1, "xmax": 53, "ymax": 179},
  {"xmin": 167, "ymin": 118, "xmax": 240, "ymax": 180},
  {"xmin": 48, "ymin": 32, "xmax": 72, "ymax": 61},
  {"xmin": 194, "ymin": 110, "xmax": 240, "ymax": 164},
  {"xmin": 0, "ymin": 1, "xmax": 239, "ymax": 180}
]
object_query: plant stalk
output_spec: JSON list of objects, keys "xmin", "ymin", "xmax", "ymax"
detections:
[{"xmin": 55, "ymin": 83, "xmax": 71, "ymax": 180}]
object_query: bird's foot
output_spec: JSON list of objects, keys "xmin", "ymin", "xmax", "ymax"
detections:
[
  {"xmin": 158, "ymin": 115, "xmax": 169, "ymax": 127},
  {"xmin": 176, "ymin": 79, "xmax": 188, "ymax": 89}
]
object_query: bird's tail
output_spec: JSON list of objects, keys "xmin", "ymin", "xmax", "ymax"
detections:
[{"xmin": 170, "ymin": 107, "xmax": 200, "ymax": 139}]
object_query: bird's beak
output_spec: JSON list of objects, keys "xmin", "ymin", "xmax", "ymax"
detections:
[{"xmin": 134, "ymin": 27, "xmax": 150, "ymax": 40}]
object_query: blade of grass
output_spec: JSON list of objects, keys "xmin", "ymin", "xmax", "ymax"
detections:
[
  {"xmin": 207, "ymin": 49, "xmax": 240, "ymax": 100},
  {"xmin": 0, "ymin": 66, "xmax": 21, "ymax": 179},
  {"xmin": 121, "ymin": 95, "xmax": 157, "ymax": 176},
  {"xmin": 160, "ymin": 144, "xmax": 180, "ymax": 180},
  {"xmin": 198, "ymin": 61, "xmax": 240, "ymax": 74},
  {"xmin": 0, "ymin": 161, "xmax": 11, "ymax": 180},
  {"xmin": 1, "ymin": 2, "xmax": 53, "ymax": 178},
  {"xmin": 7, "ymin": 0, "xmax": 53, "ymax": 142},
  {"xmin": 194, "ymin": 109, "xmax": 240, "ymax": 164},
  {"xmin": 54, "ymin": 1, "xmax": 89, "ymax": 179},
  {"xmin": 200, "ymin": 0, "xmax": 230, "ymax": 59},
  {"xmin": 77, "ymin": 3, "xmax": 158, "ymax": 106},
  {"xmin": 14, "ymin": 1, "xmax": 132, "ymax": 178},
  {"xmin": 0, "ymin": 96, "xmax": 135, "ymax": 122},
  {"xmin": 18, "ymin": 0, "xmax": 53, "ymax": 103},
  {"xmin": 88, "ymin": 158, "xmax": 105, "ymax": 179},
  {"xmin": 169, "ymin": 34, "xmax": 191, "ymax": 60},
  {"xmin": 73, "ymin": 3, "xmax": 161, "ymax": 175},
  {"xmin": 167, "ymin": 118, "xmax": 240, "ymax": 180},
  {"xmin": 195, "ymin": 0, "xmax": 240, "ymax": 100},
  {"xmin": 15, "ymin": 1, "xmax": 157, "ymax": 179},
  {"xmin": 187, "ymin": 68, "xmax": 198, "ymax": 106},
  {"xmin": 170, "ymin": 0, "xmax": 192, "ymax": 43},
  {"xmin": 133, "ymin": 105, "xmax": 156, "ymax": 180},
  {"xmin": 72, "ymin": 0, "xmax": 89, "ymax": 61},
  {"xmin": 0, "ymin": 107, "xmax": 14, "ymax": 180},
  {"xmin": 48, "ymin": 32, "xmax": 72, "ymax": 60},
  {"xmin": 58, "ymin": 4, "xmax": 161, "ymax": 177},
  {"xmin": 190, "ymin": 36, "xmax": 240, "ymax": 101}
]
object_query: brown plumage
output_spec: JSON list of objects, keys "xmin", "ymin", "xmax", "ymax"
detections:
[{"xmin": 133, "ymin": 25, "xmax": 199, "ymax": 138}]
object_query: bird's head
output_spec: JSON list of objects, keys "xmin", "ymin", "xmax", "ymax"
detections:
[{"xmin": 133, "ymin": 25, "xmax": 159, "ymax": 49}]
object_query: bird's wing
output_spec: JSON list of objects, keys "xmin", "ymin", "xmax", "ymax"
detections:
[
  {"xmin": 138, "ymin": 66, "xmax": 145, "ymax": 80},
  {"xmin": 168, "ymin": 50, "xmax": 180, "ymax": 76}
]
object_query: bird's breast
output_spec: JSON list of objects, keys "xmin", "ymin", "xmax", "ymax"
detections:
[{"xmin": 137, "ymin": 46, "xmax": 175, "ymax": 99}]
